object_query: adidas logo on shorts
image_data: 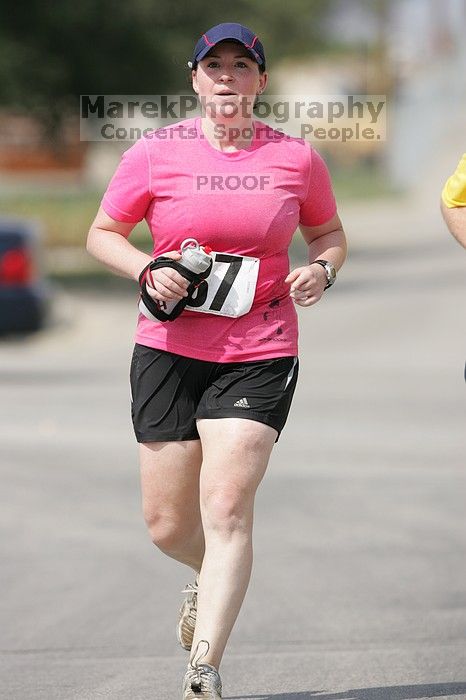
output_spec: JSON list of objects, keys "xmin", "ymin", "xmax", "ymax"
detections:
[{"xmin": 233, "ymin": 397, "xmax": 250, "ymax": 408}]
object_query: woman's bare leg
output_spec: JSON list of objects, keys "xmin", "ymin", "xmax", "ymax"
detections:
[
  {"xmin": 139, "ymin": 439, "xmax": 205, "ymax": 572},
  {"xmin": 190, "ymin": 417, "xmax": 277, "ymax": 670}
]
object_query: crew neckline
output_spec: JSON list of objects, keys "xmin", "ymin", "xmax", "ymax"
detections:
[{"xmin": 195, "ymin": 117, "xmax": 261, "ymax": 159}]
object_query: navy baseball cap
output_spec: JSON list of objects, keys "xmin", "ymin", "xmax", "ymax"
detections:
[{"xmin": 189, "ymin": 23, "xmax": 266, "ymax": 69}]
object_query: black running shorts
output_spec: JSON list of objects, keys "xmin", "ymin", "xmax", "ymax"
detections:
[{"xmin": 129, "ymin": 343, "xmax": 299, "ymax": 443}]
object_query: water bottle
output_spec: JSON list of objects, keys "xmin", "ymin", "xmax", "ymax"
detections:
[{"xmin": 139, "ymin": 238, "xmax": 213, "ymax": 322}]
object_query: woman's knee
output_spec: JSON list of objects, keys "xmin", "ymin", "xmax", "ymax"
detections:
[
  {"xmin": 139, "ymin": 438, "xmax": 203, "ymax": 552},
  {"xmin": 144, "ymin": 509, "xmax": 195, "ymax": 553},
  {"xmin": 202, "ymin": 484, "xmax": 254, "ymax": 535}
]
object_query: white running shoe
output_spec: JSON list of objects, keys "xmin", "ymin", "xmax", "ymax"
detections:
[
  {"xmin": 182, "ymin": 640, "xmax": 222, "ymax": 699},
  {"xmin": 177, "ymin": 573, "xmax": 199, "ymax": 651}
]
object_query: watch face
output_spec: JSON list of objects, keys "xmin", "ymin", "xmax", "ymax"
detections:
[{"xmin": 313, "ymin": 260, "xmax": 336, "ymax": 287}]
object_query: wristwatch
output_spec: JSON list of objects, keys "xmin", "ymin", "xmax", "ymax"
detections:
[{"xmin": 311, "ymin": 259, "xmax": 336, "ymax": 290}]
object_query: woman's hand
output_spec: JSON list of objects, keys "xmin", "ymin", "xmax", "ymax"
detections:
[
  {"xmin": 285, "ymin": 263, "xmax": 327, "ymax": 307},
  {"xmin": 144, "ymin": 251, "xmax": 190, "ymax": 302}
]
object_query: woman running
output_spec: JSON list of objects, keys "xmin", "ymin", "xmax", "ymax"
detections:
[{"xmin": 86, "ymin": 22, "xmax": 347, "ymax": 699}]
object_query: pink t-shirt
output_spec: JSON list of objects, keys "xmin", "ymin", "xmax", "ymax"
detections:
[{"xmin": 101, "ymin": 117, "xmax": 337, "ymax": 362}]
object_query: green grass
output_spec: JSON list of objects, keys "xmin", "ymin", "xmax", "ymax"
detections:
[
  {"xmin": 49, "ymin": 270, "xmax": 138, "ymax": 290},
  {"xmin": 0, "ymin": 166, "xmax": 397, "ymax": 251},
  {"xmin": 330, "ymin": 166, "xmax": 399, "ymax": 201},
  {"xmin": 0, "ymin": 192, "xmax": 149, "ymax": 248}
]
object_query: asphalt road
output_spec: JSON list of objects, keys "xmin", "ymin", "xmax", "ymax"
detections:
[{"xmin": 1, "ymin": 221, "xmax": 465, "ymax": 699}]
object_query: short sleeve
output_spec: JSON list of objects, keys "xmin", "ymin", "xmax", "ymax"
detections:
[
  {"xmin": 442, "ymin": 153, "xmax": 466, "ymax": 208},
  {"xmin": 101, "ymin": 137, "xmax": 152, "ymax": 223},
  {"xmin": 299, "ymin": 146, "xmax": 337, "ymax": 226}
]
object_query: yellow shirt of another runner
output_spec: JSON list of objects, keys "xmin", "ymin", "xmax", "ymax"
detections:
[{"xmin": 442, "ymin": 153, "xmax": 466, "ymax": 207}]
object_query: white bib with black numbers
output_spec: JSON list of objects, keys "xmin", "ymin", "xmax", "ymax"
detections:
[{"xmin": 186, "ymin": 251, "xmax": 259, "ymax": 318}]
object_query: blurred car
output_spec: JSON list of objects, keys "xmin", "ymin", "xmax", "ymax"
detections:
[{"xmin": 0, "ymin": 217, "xmax": 53, "ymax": 334}]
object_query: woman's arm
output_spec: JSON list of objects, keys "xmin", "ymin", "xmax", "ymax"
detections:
[
  {"xmin": 285, "ymin": 213, "xmax": 347, "ymax": 307},
  {"xmin": 440, "ymin": 154, "xmax": 466, "ymax": 248},
  {"xmin": 86, "ymin": 206, "xmax": 153, "ymax": 281},
  {"xmin": 86, "ymin": 206, "xmax": 188, "ymax": 300},
  {"xmin": 441, "ymin": 200, "xmax": 466, "ymax": 249},
  {"xmin": 300, "ymin": 212, "xmax": 347, "ymax": 270}
]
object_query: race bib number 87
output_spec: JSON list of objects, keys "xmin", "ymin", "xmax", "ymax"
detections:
[{"xmin": 186, "ymin": 252, "xmax": 259, "ymax": 318}]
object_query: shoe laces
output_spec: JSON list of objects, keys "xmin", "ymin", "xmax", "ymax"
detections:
[
  {"xmin": 181, "ymin": 572, "xmax": 199, "ymax": 595},
  {"xmin": 188, "ymin": 640, "xmax": 218, "ymax": 693},
  {"xmin": 181, "ymin": 575, "xmax": 199, "ymax": 615},
  {"xmin": 181, "ymin": 581, "xmax": 198, "ymax": 597}
]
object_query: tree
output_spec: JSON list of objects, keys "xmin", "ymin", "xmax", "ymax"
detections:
[{"xmin": 0, "ymin": 0, "xmax": 333, "ymax": 144}]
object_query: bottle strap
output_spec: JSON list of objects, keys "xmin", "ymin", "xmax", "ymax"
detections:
[{"xmin": 138, "ymin": 255, "xmax": 212, "ymax": 322}]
